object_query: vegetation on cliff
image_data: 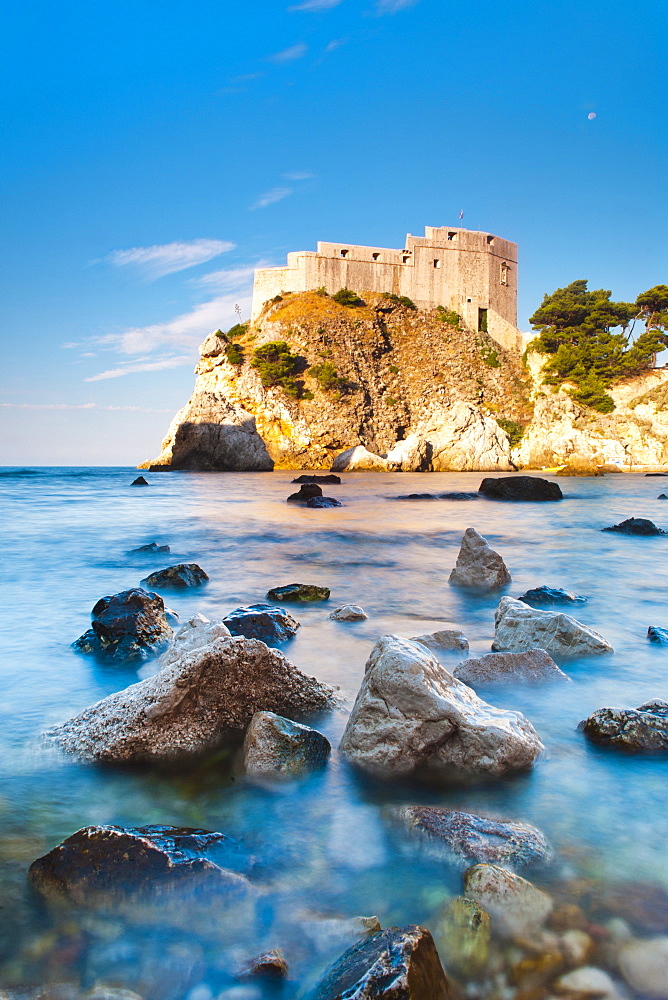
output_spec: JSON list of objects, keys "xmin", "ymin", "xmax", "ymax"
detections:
[{"xmin": 251, "ymin": 340, "xmax": 309, "ymax": 398}]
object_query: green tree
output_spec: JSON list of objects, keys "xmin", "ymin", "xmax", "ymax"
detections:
[{"xmin": 251, "ymin": 341, "xmax": 307, "ymax": 397}]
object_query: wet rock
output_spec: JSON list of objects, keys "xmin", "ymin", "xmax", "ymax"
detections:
[
  {"xmin": 29, "ymin": 825, "xmax": 248, "ymax": 905},
  {"xmin": 266, "ymin": 584, "xmax": 330, "ymax": 602},
  {"xmin": 438, "ymin": 492, "xmax": 479, "ymax": 500},
  {"xmin": 72, "ymin": 588, "xmax": 173, "ymax": 662},
  {"xmin": 236, "ymin": 950, "xmax": 288, "ymax": 980},
  {"xmin": 130, "ymin": 541, "xmax": 171, "ymax": 554},
  {"xmin": 432, "ymin": 896, "xmax": 490, "ymax": 978},
  {"xmin": 410, "ymin": 629, "xmax": 469, "ymax": 651},
  {"xmin": 242, "ymin": 711, "xmax": 331, "ymax": 777},
  {"xmin": 293, "ymin": 474, "xmax": 342, "ymax": 484},
  {"xmin": 396, "ymin": 493, "xmax": 437, "ymax": 500},
  {"xmin": 306, "ymin": 496, "xmax": 342, "ymax": 508},
  {"xmin": 648, "ymin": 626, "xmax": 668, "ymax": 644},
  {"xmin": 646, "ymin": 472, "xmax": 668, "ymax": 476},
  {"xmin": 464, "ymin": 864, "xmax": 553, "ymax": 940},
  {"xmin": 141, "ymin": 564, "xmax": 209, "ymax": 589},
  {"xmin": 603, "ymin": 517, "xmax": 665, "ymax": 535},
  {"xmin": 454, "ymin": 649, "xmax": 569, "ymax": 686},
  {"xmin": 554, "ymin": 966, "xmax": 628, "ymax": 1000},
  {"xmin": 390, "ymin": 806, "xmax": 551, "ymax": 869},
  {"xmin": 329, "ymin": 605, "xmax": 368, "ymax": 621},
  {"xmin": 131, "ymin": 476, "xmax": 149, "ymax": 486},
  {"xmin": 338, "ymin": 635, "xmax": 543, "ymax": 779},
  {"xmin": 448, "ymin": 527, "xmax": 511, "ymax": 591},
  {"xmin": 304, "ymin": 925, "xmax": 450, "ymax": 1000},
  {"xmin": 47, "ymin": 634, "xmax": 334, "ymax": 761},
  {"xmin": 479, "ymin": 476, "xmax": 563, "ymax": 502},
  {"xmin": 287, "ymin": 484, "xmax": 322, "ymax": 502},
  {"xmin": 618, "ymin": 936, "xmax": 668, "ymax": 998},
  {"xmin": 223, "ymin": 604, "xmax": 300, "ymax": 642},
  {"xmin": 659, "ymin": 493, "xmax": 668, "ymax": 499},
  {"xmin": 581, "ymin": 700, "xmax": 668, "ymax": 750},
  {"xmin": 492, "ymin": 597, "xmax": 613, "ymax": 658},
  {"xmin": 518, "ymin": 586, "xmax": 587, "ymax": 606}
]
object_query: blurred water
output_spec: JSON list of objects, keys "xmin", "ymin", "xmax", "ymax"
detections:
[{"xmin": 1, "ymin": 466, "xmax": 667, "ymax": 996}]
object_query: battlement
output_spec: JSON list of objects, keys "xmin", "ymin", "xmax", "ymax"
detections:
[{"xmin": 251, "ymin": 226, "xmax": 521, "ymax": 352}]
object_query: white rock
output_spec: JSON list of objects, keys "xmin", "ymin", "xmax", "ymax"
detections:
[
  {"xmin": 492, "ymin": 597, "xmax": 613, "ymax": 658},
  {"xmin": 464, "ymin": 864, "xmax": 553, "ymax": 940},
  {"xmin": 338, "ymin": 635, "xmax": 544, "ymax": 778},
  {"xmin": 420, "ymin": 401, "xmax": 514, "ymax": 472},
  {"xmin": 410, "ymin": 630, "xmax": 469, "ymax": 651},
  {"xmin": 560, "ymin": 929, "xmax": 594, "ymax": 966},
  {"xmin": 331, "ymin": 445, "xmax": 388, "ymax": 472},
  {"xmin": 618, "ymin": 936, "xmax": 668, "ymax": 998},
  {"xmin": 554, "ymin": 966, "xmax": 628, "ymax": 1000},
  {"xmin": 329, "ymin": 605, "xmax": 368, "ymax": 621},
  {"xmin": 449, "ymin": 528, "xmax": 511, "ymax": 591},
  {"xmin": 385, "ymin": 434, "xmax": 430, "ymax": 472},
  {"xmin": 161, "ymin": 614, "xmax": 232, "ymax": 667},
  {"xmin": 454, "ymin": 649, "xmax": 569, "ymax": 685}
]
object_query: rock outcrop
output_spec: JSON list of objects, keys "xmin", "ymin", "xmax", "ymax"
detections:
[
  {"xmin": 449, "ymin": 527, "xmax": 511, "ymax": 590},
  {"xmin": 410, "ymin": 629, "xmax": 468, "ymax": 651},
  {"xmin": 603, "ymin": 517, "xmax": 665, "ymax": 535},
  {"xmin": 266, "ymin": 583, "xmax": 330, "ymax": 602},
  {"xmin": 492, "ymin": 597, "xmax": 613, "ymax": 658},
  {"xmin": 338, "ymin": 635, "xmax": 543, "ymax": 779},
  {"xmin": 72, "ymin": 588, "xmax": 173, "ymax": 662},
  {"xmin": 581, "ymin": 700, "xmax": 668, "ymax": 750}
]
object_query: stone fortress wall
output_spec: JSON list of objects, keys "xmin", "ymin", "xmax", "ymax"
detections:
[{"xmin": 251, "ymin": 226, "xmax": 522, "ymax": 353}]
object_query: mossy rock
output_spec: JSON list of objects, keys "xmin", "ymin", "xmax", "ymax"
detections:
[{"xmin": 266, "ymin": 584, "xmax": 330, "ymax": 602}]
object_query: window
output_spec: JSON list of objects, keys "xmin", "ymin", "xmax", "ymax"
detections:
[
  {"xmin": 433, "ymin": 259, "xmax": 441, "ymax": 268},
  {"xmin": 487, "ymin": 235, "xmax": 495, "ymax": 245},
  {"xmin": 466, "ymin": 297, "xmax": 472, "ymax": 303},
  {"xmin": 500, "ymin": 262, "xmax": 509, "ymax": 285},
  {"xmin": 372, "ymin": 252, "xmax": 380, "ymax": 261},
  {"xmin": 447, "ymin": 232, "xmax": 457, "ymax": 241},
  {"xmin": 478, "ymin": 308, "xmax": 488, "ymax": 333},
  {"xmin": 340, "ymin": 249, "xmax": 348, "ymax": 258},
  {"xmin": 402, "ymin": 254, "xmax": 411, "ymax": 263}
]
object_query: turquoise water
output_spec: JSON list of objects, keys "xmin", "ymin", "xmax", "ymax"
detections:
[{"xmin": 1, "ymin": 467, "xmax": 667, "ymax": 997}]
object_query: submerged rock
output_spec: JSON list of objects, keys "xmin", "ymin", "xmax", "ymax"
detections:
[
  {"xmin": 329, "ymin": 605, "xmax": 368, "ymax": 621},
  {"xmin": 236, "ymin": 950, "xmax": 289, "ymax": 980},
  {"xmin": 410, "ymin": 629, "xmax": 469, "ymax": 651},
  {"xmin": 603, "ymin": 517, "xmax": 665, "ymax": 535},
  {"xmin": 223, "ymin": 604, "xmax": 301, "ymax": 642},
  {"xmin": 47, "ymin": 633, "xmax": 334, "ymax": 761},
  {"xmin": 141, "ymin": 563, "xmax": 209, "ymax": 588},
  {"xmin": 131, "ymin": 476, "xmax": 149, "ymax": 486},
  {"xmin": 390, "ymin": 806, "xmax": 551, "ymax": 869},
  {"xmin": 464, "ymin": 864, "xmax": 553, "ymax": 940},
  {"xmin": 306, "ymin": 496, "xmax": 342, "ymax": 507},
  {"xmin": 242, "ymin": 711, "xmax": 331, "ymax": 777},
  {"xmin": 554, "ymin": 966, "xmax": 628, "ymax": 1000},
  {"xmin": 299, "ymin": 914, "xmax": 382, "ymax": 956},
  {"xmin": 432, "ymin": 897, "xmax": 491, "ymax": 978},
  {"xmin": 72, "ymin": 588, "xmax": 173, "ymax": 662},
  {"xmin": 449, "ymin": 527, "xmax": 511, "ymax": 591},
  {"xmin": 454, "ymin": 649, "xmax": 569, "ymax": 685},
  {"xmin": 266, "ymin": 584, "xmax": 330, "ymax": 602},
  {"xmin": 287, "ymin": 483, "xmax": 323, "ymax": 502},
  {"xmin": 618, "ymin": 935, "xmax": 668, "ymax": 998},
  {"xmin": 648, "ymin": 626, "xmax": 668, "ymax": 644},
  {"xmin": 130, "ymin": 541, "xmax": 171, "ymax": 554},
  {"xmin": 492, "ymin": 596, "xmax": 613, "ymax": 658},
  {"xmin": 581, "ymin": 700, "xmax": 668, "ymax": 751},
  {"xmin": 338, "ymin": 635, "xmax": 543, "ymax": 779},
  {"xmin": 479, "ymin": 476, "xmax": 563, "ymax": 502},
  {"xmin": 517, "ymin": 585, "xmax": 586, "ymax": 606},
  {"xmin": 293, "ymin": 474, "xmax": 342, "ymax": 484},
  {"xmin": 304, "ymin": 925, "xmax": 450, "ymax": 1000}
]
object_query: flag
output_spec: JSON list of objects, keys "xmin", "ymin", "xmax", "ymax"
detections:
[{"xmin": 459, "ymin": 210, "xmax": 464, "ymax": 220}]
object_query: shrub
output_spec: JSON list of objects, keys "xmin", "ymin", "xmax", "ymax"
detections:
[
  {"xmin": 332, "ymin": 288, "xmax": 365, "ymax": 307},
  {"xmin": 308, "ymin": 361, "xmax": 348, "ymax": 392},
  {"xmin": 389, "ymin": 364, "xmax": 399, "ymax": 374},
  {"xmin": 386, "ymin": 396, "xmax": 398, "ymax": 406},
  {"xmin": 481, "ymin": 347, "xmax": 500, "ymax": 368},
  {"xmin": 251, "ymin": 341, "xmax": 307, "ymax": 397},
  {"xmin": 382, "ymin": 293, "xmax": 416, "ymax": 310},
  {"xmin": 496, "ymin": 418, "xmax": 524, "ymax": 447},
  {"xmin": 226, "ymin": 322, "xmax": 249, "ymax": 339},
  {"xmin": 317, "ymin": 349, "xmax": 333, "ymax": 358},
  {"xmin": 225, "ymin": 343, "xmax": 244, "ymax": 365},
  {"xmin": 436, "ymin": 306, "xmax": 462, "ymax": 328},
  {"xmin": 315, "ymin": 286, "xmax": 328, "ymax": 297}
]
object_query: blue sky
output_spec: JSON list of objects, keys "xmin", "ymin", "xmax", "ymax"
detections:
[{"xmin": 1, "ymin": 0, "xmax": 666, "ymax": 464}]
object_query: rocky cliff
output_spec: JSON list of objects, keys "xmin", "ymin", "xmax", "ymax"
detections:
[{"xmin": 141, "ymin": 291, "xmax": 668, "ymax": 472}]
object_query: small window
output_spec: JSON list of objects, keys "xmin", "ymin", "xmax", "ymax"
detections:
[
  {"xmin": 487, "ymin": 235, "xmax": 495, "ymax": 245},
  {"xmin": 402, "ymin": 254, "xmax": 411, "ymax": 263},
  {"xmin": 340, "ymin": 249, "xmax": 348, "ymax": 258},
  {"xmin": 466, "ymin": 297, "xmax": 472, "ymax": 303},
  {"xmin": 372, "ymin": 252, "xmax": 380, "ymax": 261},
  {"xmin": 500, "ymin": 262, "xmax": 509, "ymax": 285},
  {"xmin": 433, "ymin": 259, "xmax": 441, "ymax": 268},
  {"xmin": 447, "ymin": 232, "xmax": 457, "ymax": 241}
]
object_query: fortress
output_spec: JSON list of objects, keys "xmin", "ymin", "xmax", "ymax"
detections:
[{"xmin": 251, "ymin": 225, "xmax": 521, "ymax": 352}]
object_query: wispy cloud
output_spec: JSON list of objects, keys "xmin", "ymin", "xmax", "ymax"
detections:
[
  {"xmin": 85, "ymin": 356, "xmax": 195, "ymax": 383},
  {"xmin": 325, "ymin": 38, "xmax": 346, "ymax": 51},
  {"xmin": 0, "ymin": 402, "xmax": 173, "ymax": 413},
  {"xmin": 191, "ymin": 265, "xmax": 261, "ymax": 291},
  {"xmin": 376, "ymin": 0, "xmax": 417, "ymax": 11},
  {"xmin": 283, "ymin": 170, "xmax": 314, "ymax": 180},
  {"xmin": 269, "ymin": 43, "xmax": 308, "ymax": 63},
  {"xmin": 289, "ymin": 0, "xmax": 343, "ymax": 10},
  {"xmin": 250, "ymin": 186, "xmax": 293, "ymax": 210},
  {"xmin": 106, "ymin": 239, "xmax": 235, "ymax": 280}
]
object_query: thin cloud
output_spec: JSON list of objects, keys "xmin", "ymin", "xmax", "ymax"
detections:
[
  {"xmin": 85, "ymin": 356, "xmax": 195, "ymax": 383},
  {"xmin": 192, "ymin": 265, "xmax": 261, "ymax": 291},
  {"xmin": 283, "ymin": 171, "xmax": 314, "ymax": 180},
  {"xmin": 106, "ymin": 239, "xmax": 235, "ymax": 280},
  {"xmin": 269, "ymin": 43, "xmax": 308, "ymax": 63},
  {"xmin": 325, "ymin": 38, "xmax": 346, "ymax": 51},
  {"xmin": 289, "ymin": 0, "xmax": 343, "ymax": 9},
  {"xmin": 0, "ymin": 403, "xmax": 173, "ymax": 413},
  {"xmin": 376, "ymin": 0, "xmax": 417, "ymax": 11},
  {"xmin": 250, "ymin": 186, "xmax": 293, "ymax": 210}
]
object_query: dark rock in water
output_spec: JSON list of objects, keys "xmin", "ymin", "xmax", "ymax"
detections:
[
  {"xmin": 648, "ymin": 626, "xmax": 668, "ymax": 644},
  {"xmin": 267, "ymin": 583, "xmax": 330, "ymax": 602},
  {"xmin": 397, "ymin": 493, "xmax": 439, "ymax": 500},
  {"xmin": 581, "ymin": 700, "xmax": 668, "ymax": 750},
  {"xmin": 305, "ymin": 925, "xmax": 450, "ymax": 1000},
  {"xmin": 131, "ymin": 476, "xmax": 149, "ymax": 486},
  {"xmin": 131, "ymin": 541, "xmax": 171, "ymax": 554},
  {"xmin": 243, "ymin": 710, "xmax": 331, "ymax": 777},
  {"xmin": 602, "ymin": 517, "xmax": 665, "ymax": 535},
  {"xmin": 292, "ymin": 474, "xmax": 342, "ymax": 484},
  {"xmin": 72, "ymin": 587, "xmax": 173, "ymax": 662},
  {"xmin": 29, "ymin": 825, "xmax": 248, "ymax": 904},
  {"xmin": 306, "ymin": 496, "xmax": 342, "ymax": 508},
  {"xmin": 287, "ymin": 483, "xmax": 323, "ymax": 502},
  {"xmin": 390, "ymin": 806, "xmax": 551, "ymax": 870},
  {"xmin": 223, "ymin": 604, "xmax": 301, "ymax": 642},
  {"xmin": 141, "ymin": 563, "xmax": 209, "ymax": 588},
  {"xmin": 646, "ymin": 473, "xmax": 668, "ymax": 476},
  {"xmin": 658, "ymin": 494, "xmax": 668, "ymax": 499},
  {"xmin": 237, "ymin": 949, "xmax": 289, "ymax": 979},
  {"xmin": 396, "ymin": 492, "xmax": 478, "ymax": 500},
  {"xmin": 479, "ymin": 476, "xmax": 563, "ymax": 502},
  {"xmin": 518, "ymin": 585, "xmax": 587, "ymax": 606}
]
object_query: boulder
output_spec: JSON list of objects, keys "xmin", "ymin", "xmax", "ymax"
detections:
[
  {"xmin": 306, "ymin": 496, "xmax": 342, "ymax": 508},
  {"xmin": 46, "ymin": 633, "xmax": 335, "ymax": 761},
  {"xmin": 492, "ymin": 597, "xmax": 613, "ymax": 658},
  {"xmin": 603, "ymin": 517, "xmax": 665, "ymax": 535},
  {"xmin": 479, "ymin": 476, "xmax": 563, "ymax": 502},
  {"xmin": 242, "ymin": 711, "xmax": 331, "ymax": 777},
  {"xmin": 141, "ymin": 564, "xmax": 209, "ymax": 588},
  {"xmin": 330, "ymin": 605, "xmax": 368, "ymax": 621},
  {"xmin": 236, "ymin": 950, "xmax": 289, "ymax": 980},
  {"xmin": 389, "ymin": 806, "xmax": 551, "ymax": 869},
  {"xmin": 304, "ymin": 925, "xmax": 450, "ymax": 1000},
  {"xmin": 287, "ymin": 484, "xmax": 323, "ymax": 502},
  {"xmin": 581, "ymin": 700, "xmax": 668, "ymax": 751},
  {"xmin": 160, "ymin": 613, "xmax": 232, "ymax": 667},
  {"xmin": 130, "ymin": 541, "xmax": 170, "ymax": 554},
  {"xmin": 72, "ymin": 588, "xmax": 173, "ymax": 662},
  {"xmin": 454, "ymin": 649, "xmax": 569, "ymax": 686},
  {"xmin": 410, "ymin": 630, "xmax": 469, "ymax": 651},
  {"xmin": 396, "ymin": 492, "xmax": 478, "ymax": 500},
  {"xmin": 422, "ymin": 401, "xmax": 513, "ymax": 471},
  {"xmin": 463, "ymin": 864, "xmax": 553, "ymax": 940},
  {"xmin": 266, "ymin": 584, "xmax": 330, "ymax": 603},
  {"xmin": 647, "ymin": 473, "xmax": 668, "ymax": 476},
  {"xmin": 618, "ymin": 936, "xmax": 668, "ymax": 998},
  {"xmin": 28, "ymin": 825, "xmax": 249, "ymax": 905},
  {"xmin": 131, "ymin": 476, "xmax": 149, "ymax": 486},
  {"xmin": 554, "ymin": 966, "xmax": 628, "ymax": 1000},
  {"xmin": 517, "ymin": 585, "xmax": 586, "ymax": 606},
  {"xmin": 293, "ymin": 474, "xmax": 342, "ymax": 484},
  {"xmin": 331, "ymin": 445, "xmax": 389, "ymax": 472},
  {"xmin": 659, "ymin": 494, "xmax": 668, "ymax": 499},
  {"xmin": 432, "ymin": 897, "xmax": 491, "ymax": 978},
  {"xmin": 648, "ymin": 626, "xmax": 668, "ymax": 644},
  {"xmin": 338, "ymin": 635, "xmax": 543, "ymax": 779},
  {"xmin": 385, "ymin": 434, "xmax": 431, "ymax": 472},
  {"xmin": 223, "ymin": 604, "xmax": 300, "ymax": 642},
  {"xmin": 448, "ymin": 527, "xmax": 511, "ymax": 591}
]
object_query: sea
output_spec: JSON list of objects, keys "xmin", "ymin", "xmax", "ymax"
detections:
[{"xmin": 0, "ymin": 466, "xmax": 666, "ymax": 998}]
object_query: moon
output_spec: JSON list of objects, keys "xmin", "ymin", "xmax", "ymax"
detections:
[{"xmin": 587, "ymin": 112, "xmax": 597, "ymax": 120}]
